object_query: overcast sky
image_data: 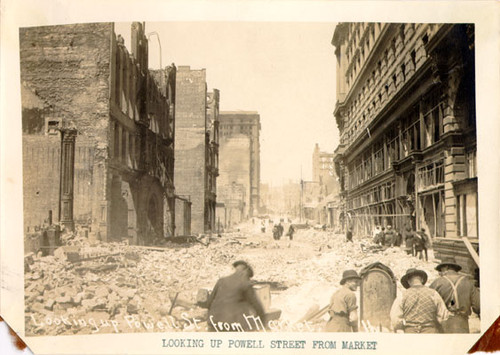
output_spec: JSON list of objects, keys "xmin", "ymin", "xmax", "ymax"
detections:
[{"xmin": 115, "ymin": 22, "xmax": 339, "ymax": 185}]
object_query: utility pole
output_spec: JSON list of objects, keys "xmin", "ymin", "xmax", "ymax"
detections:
[{"xmin": 300, "ymin": 166, "xmax": 303, "ymax": 223}]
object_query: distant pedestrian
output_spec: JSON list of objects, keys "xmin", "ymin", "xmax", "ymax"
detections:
[
  {"xmin": 325, "ymin": 270, "xmax": 361, "ymax": 332},
  {"xmin": 272, "ymin": 225, "xmax": 279, "ymax": 241},
  {"xmin": 414, "ymin": 229, "xmax": 429, "ymax": 261},
  {"xmin": 346, "ymin": 228, "xmax": 353, "ymax": 243},
  {"xmin": 402, "ymin": 226, "xmax": 415, "ymax": 255},
  {"xmin": 207, "ymin": 260, "xmax": 266, "ymax": 332},
  {"xmin": 429, "ymin": 257, "xmax": 480, "ymax": 333},
  {"xmin": 391, "ymin": 268, "xmax": 449, "ymax": 333},
  {"xmin": 277, "ymin": 222, "xmax": 284, "ymax": 239},
  {"xmin": 287, "ymin": 224, "xmax": 295, "ymax": 241}
]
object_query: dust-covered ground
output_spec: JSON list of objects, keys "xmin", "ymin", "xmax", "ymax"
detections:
[{"xmin": 23, "ymin": 220, "xmax": 480, "ymax": 336}]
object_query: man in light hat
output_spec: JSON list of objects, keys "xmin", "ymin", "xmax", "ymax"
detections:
[
  {"xmin": 391, "ymin": 268, "xmax": 449, "ymax": 333},
  {"xmin": 325, "ymin": 269, "xmax": 361, "ymax": 332},
  {"xmin": 207, "ymin": 260, "xmax": 266, "ymax": 332},
  {"xmin": 430, "ymin": 257, "xmax": 480, "ymax": 333}
]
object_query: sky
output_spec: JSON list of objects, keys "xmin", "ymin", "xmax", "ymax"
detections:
[{"xmin": 115, "ymin": 22, "xmax": 339, "ymax": 185}]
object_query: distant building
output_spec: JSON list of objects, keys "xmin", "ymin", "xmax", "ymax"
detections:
[
  {"xmin": 311, "ymin": 144, "xmax": 340, "ymax": 226},
  {"xmin": 20, "ymin": 22, "xmax": 177, "ymax": 245},
  {"xmin": 219, "ymin": 111, "xmax": 261, "ymax": 217},
  {"xmin": 217, "ymin": 135, "xmax": 251, "ymax": 226},
  {"xmin": 332, "ymin": 23, "xmax": 477, "ymax": 274},
  {"xmin": 174, "ymin": 66, "xmax": 219, "ymax": 234}
]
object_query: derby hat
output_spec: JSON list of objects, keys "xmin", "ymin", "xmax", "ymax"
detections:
[
  {"xmin": 232, "ymin": 260, "xmax": 254, "ymax": 278},
  {"xmin": 435, "ymin": 257, "xmax": 462, "ymax": 272},
  {"xmin": 340, "ymin": 269, "xmax": 361, "ymax": 285},
  {"xmin": 400, "ymin": 268, "xmax": 428, "ymax": 289}
]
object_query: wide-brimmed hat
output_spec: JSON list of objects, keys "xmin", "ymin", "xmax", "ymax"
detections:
[
  {"xmin": 340, "ymin": 269, "xmax": 361, "ymax": 285},
  {"xmin": 233, "ymin": 260, "xmax": 254, "ymax": 278},
  {"xmin": 401, "ymin": 268, "xmax": 428, "ymax": 289},
  {"xmin": 435, "ymin": 257, "xmax": 462, "ymax": 272}
]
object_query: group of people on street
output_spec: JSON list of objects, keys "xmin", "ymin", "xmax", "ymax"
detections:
[
  {"xmin": 206, "ymin": 257, "xmax": 479, "ymax": 334},
  {"xmin": 325, "ymin": 257, "xmax": 479, "ymax": 334},
  {"xmin": 370, "ymin": 224, "xmax": 430, "ymax": 261},
  {"xmin": 270, "ymin": 221, "xmax": 295, "ymax": 247}
]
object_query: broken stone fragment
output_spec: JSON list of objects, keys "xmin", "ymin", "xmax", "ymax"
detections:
[
  {"xmin": 94, "ymin": 285, "xmax": 110, "ymax": 298},
  {"xmin": 127, "ymin": 301, "xmax": 139, "ymax": 314},
  {"xmin": 44, "ymin": 299, "xmax": 55, "ymax": 310}
]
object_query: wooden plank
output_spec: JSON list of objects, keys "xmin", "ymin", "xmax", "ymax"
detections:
[{"xmin": 461, "ymin": 237, "xmax": 480, "ymax": 267}]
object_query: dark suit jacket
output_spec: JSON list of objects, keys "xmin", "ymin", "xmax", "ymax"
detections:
[{"xmin": 207, "ymin": 272, "xmax": 265, "ymax": 331}]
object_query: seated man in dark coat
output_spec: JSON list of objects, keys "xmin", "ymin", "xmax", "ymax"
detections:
[{"xmin": 207, "ymin": 260, "xmax": 266, "ymax": 332}]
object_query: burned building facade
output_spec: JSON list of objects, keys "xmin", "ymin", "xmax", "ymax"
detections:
[
  {"xmin": 218, "ymin": 111, "xmax": 261, "ymax": 217},
  {"xmin": 332, "ymin": 23, "xmax": 477, "ymax": 270},
  {"xmin": 174, "ymin": 66, "xmax": 219, "ymax": 235},
  {"xmin": 20, "ymin": 22, "xmax": 176, "ymax": 245}
]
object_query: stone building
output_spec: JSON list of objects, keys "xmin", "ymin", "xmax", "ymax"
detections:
[
  {"xmin": 332, "ymin": 23, "xmax": 477, "ymax": 272},
  {"xmin": 174, "ymin": 66, "xmax": 219, "ymax": 235},
  {"xmin": 20, "ymin": 22, "xmax": 177, "ymax": 245},
  {"xmin": 311, "ymin": 143, "xmax": 339, "ymax": 226},
  {"xmin": 218, "ymin": 111, "xmax": 261, "ymax": 217},
  {"xmin": 217, "ymin": 135, "xmax": 251, "ymax": 226}
]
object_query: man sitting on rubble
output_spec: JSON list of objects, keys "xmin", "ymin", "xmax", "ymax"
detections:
[
  {"xmin": 372, "ymin": 227, "xmax": 385, "ymax": 245},
  {"xmin": 391, "ymin": 268, "xmax": 449, "ymax": 333},
  {"xmin": 383, "ymin": 225, "xmax": 396, "ymax": 247},
  {"xmin": 429, "ymin": 257, "xmax": 480, "ymax": 333},
  {"xmin": 325, "ymin": 270, "xmax": 361, "ymax": 332},
  {"xmin": 206, "ymin": 260, "xmax": 266, "ymax": 332}
]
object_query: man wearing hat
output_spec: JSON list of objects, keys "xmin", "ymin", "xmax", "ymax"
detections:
[
  {"xmin": 391, "ymin": 268, "xmax": 449, "ymax": 333},
  {"xmin": 430, "ymin": 257, "xmax": 480, "ymax": 333},
  {"xmin": 325, "ymin": 270, "xmax": 361, "ymax": 332},
  {"xmin": 206, "ymin": 260, "xmax": 266, "ymax": 332}
]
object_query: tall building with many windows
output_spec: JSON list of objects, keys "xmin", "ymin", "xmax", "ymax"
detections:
[
  {"xmin": 218, "ymin": 111, "xmax": 261, "ymax": 216},
  {"xmin": 332, "ymin": 23, "xmax": 477, "ymax": 273}
]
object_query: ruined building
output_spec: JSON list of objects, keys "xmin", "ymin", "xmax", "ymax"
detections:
[
  {"xmin": 332, "ymin": 23, "xmax": 477, "ymax": 272},
  {"xmin": 310, "ymin": 144, "xmax": 340, "ymax": 226},
  {"xmin": 218, "ymin": 111, "xmax": 261, "ymax": 218},
  {"xmin": 174, "ymin": 66, "xmax": 219, "ymax": 235},
  {"xmin": 20, "ymin": 22, "xmax": 177, "ymax": 245}
]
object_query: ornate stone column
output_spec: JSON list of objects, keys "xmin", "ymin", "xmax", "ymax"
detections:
[{"xmin": 59, "ymin": 128, "xmax": 77, "ymax": 231}]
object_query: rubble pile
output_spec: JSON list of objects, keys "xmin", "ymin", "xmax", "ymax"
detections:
[
  {"xmin": 25, "ymin": 224, "xmax": 475, "ymax": 335},
  {"xmin": 267, "ymin": 229, "xmax": 442, "ymax": 329},
  {"xmin": 24, "ymin": 238, "xmax": 248, "ymax": 336}
]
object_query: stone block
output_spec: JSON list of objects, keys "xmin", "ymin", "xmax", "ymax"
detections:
[{"xmin": 44, "ymin": 299, "xmax": 55, "ymax": 310}]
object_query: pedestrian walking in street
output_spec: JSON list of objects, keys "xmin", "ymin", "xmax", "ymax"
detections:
[
  {"xmin": 391, "ymin": 268, "xmax": 449, "ymax": 333},
  {"xmin": 287, "ymin": 224, "xmax": 295, "ymax": 241},
  {"xmin": 277, "ymin": 222, "xmax": 284, "ymax": 239},
  {"xmin": 414, "ymin": 228, "xmax": 429, "ymax": 261},
  {"xmin": 285, "ymin": 224, "xmax": 296, "ymax": 248},
  {"xmin": 402, "ymin": 225, "xmax": 415, "ymax": 255},
  {"xmin": 429, "ymin": 257, "xmax": 480, "ymax": 333},
  {"xmin": 345, "ymin": 227, "xmax": 353, "ymax": 243},
  {"xmin": 325, "ymin": 270, "xmax": 361, "ymax": 332},
  {"xmin": 207, "ymin": 260, "xmax": 266, "ymax": 332}
]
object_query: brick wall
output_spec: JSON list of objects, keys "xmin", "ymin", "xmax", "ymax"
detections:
[
  {"xmin": 20, "ymin": 23, "xmax": 113, "ymax": 235},
  {"xmin": 174, "ymin": 66, "xmax": 207, "ymax": 234}
]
